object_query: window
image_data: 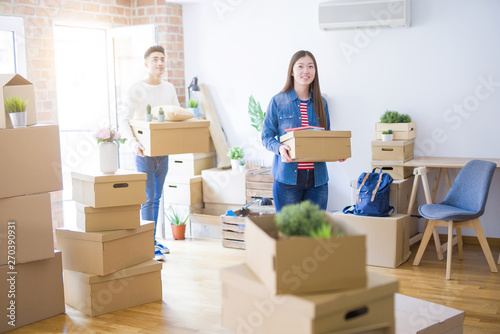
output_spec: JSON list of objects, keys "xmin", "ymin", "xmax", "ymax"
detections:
[{"xmin": 0, "ymin": 16, "xmax": 27, "ymax": 76}]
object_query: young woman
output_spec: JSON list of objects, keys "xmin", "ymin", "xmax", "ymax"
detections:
[{"xmin": 262, "ymin": 50, "xmax": 343, "ymax": 211}]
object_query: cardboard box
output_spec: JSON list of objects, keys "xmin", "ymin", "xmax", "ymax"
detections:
[
  {"xmin": 375, "ymin": 122, "xmax": 416, "ymax": 140},
  {"xmin": 64, "ymin": 259, "xmax": 162, "ymax": 317},
  {"xmin": 246, "ymin": 167, "xmax": 274, "ymax": 199},
  {"xmin": 0, "ymin": 193, "xmax": 54, "ymax": 266},
  {"xmin": 0, "ymin": 125, "xmax": 62, "ymax": 199},
  {"xmin": 331, "ymin": 212, "xmax": 411, "ymax": 268},
  {"xmin": 372, "ymin": 139, "xmax": 414, "ymax": 162},
  {"xmin": 168, "ymin": 152, "xmax": 216, "ymax": 177},
  {"xmin": 221, "ymin": 264, "xmax": 398, "ymax": 334},
  {"xmin": 372, "ymin": 161, "xmax": 414, "ymax": 180},
  {"xmin": 0, "ymin": 74, "xmax": 37, "ymax": 129},
  {"xmin": 71, "ymin": 169, "xmax": 147, "ymax": 208},
  {"xmin": 395, "ymin": 294, "xmax": 464, "ymax": 334},
  {"xmin": 129, "ymin": 119, "xmax": 211, "ymax": 157},
  {"xmin": 76, "ymin": 203, "xmax": 141, "ymax": 232},
  {"xmin": 280, "ymin": 130, "xmax": 351, "ymax": 162},
  {"xmin": 164, "ymin": 175, "xmax": 203, "ymax": 206},
  {"xmin": 202, "ymin": 168, "xmax": 246, "ymax": 205},
  {"xmin": 0, "ymin": 251, "xmax": 65, "ymax": 333},
  {"xmin": 244, "ymin": 213, "xmax": 366, "ymax": 294},
  {"xmin": 56, "ymin": 222, "xmax": 154, "ymax": 276},
  {"xmin": 189, "ymin": 208, "xmax": 223, "ymax": 239}
]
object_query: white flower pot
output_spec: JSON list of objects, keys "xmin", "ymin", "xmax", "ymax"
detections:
[
  {"xmin": 99, "ymin": 142, "xmax": 118, "ymax": 174},
  {"xmin": 145, "ymin": 114, "xmax": 153, "ymax": 122},
  {"xmin": 9, "ymin": 111, "xmax": 27, "ymax": 128},
  {"xmin": 381, "ymin": 134, "xmax": 393, "ymax": 142},
  {"xmin": 158, "ymin": 114, "xmax": 165, "ymax": 122},
  {"xmin": 231, "ymin": 159, "xmax": 241, "ymax": 172},
  {"xmin": 188, "ymin": 107, "xmax": 199, "ymax": 118}
]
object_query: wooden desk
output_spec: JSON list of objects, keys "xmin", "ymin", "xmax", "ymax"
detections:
[{"xmin": 404, "ymin": 157, "xmax": 500, "ymax": 260}]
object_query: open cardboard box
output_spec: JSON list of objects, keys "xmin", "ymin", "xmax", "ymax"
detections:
[
  {"xmin": 130, "ymin": 118, "xmax": 211, "ymax": 157},
  {"xmin": 244, "ymin": 212, "xmax": 366, "ymax": 295},
  {"xmin": 221, "ymin": 264, "xmax": 398, "ymax": 334},
  {"xmin": 280, "ymin": 130, "xmax": 351, "ymax": 162},
  {"xmin": 0, "ymin": 74, "xmax": 37, "ymax": 129}
]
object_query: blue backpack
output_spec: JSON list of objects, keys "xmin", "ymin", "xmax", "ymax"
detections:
[{"xmin": 343, "ymin": 167, "xmax": 394, "ymax": 217}]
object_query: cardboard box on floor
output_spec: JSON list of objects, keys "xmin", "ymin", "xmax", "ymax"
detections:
[
  {"xmin": 280, "ymin": 130, "xmax": 351, "ymax": 162},
  {"xmin": 64, "ymin": 259, "xmax": 162, "ymax": 317},
  {"xmin": 0, "ymin": 251, "xmax": 65, "ymax": 333},
  {"xmin": 168, "ymin": 152, "xmax": 216, "ymax": 177},
  {"xmin": 0, "ymin": 193, "xmax": 54, "ymax": 265},
  {"xmin": 129, "ymin": 119, "xmax": 211, "ymax": 157},
  {"xmin": 331, "ymin": 212, "xmax": 411, "ymax": 269},
  {"xmin": 395, "ymin": 294, "xmax": 464, "ymax": 334},
  {"xmin": 76, "ymin": 203, "xmax": 141, "ymax": 232},
  {"xmin": 56, "ymin": 222, "xmax": 154, "ymax": 276},
  {"xmin": 0, "ymin": 125, "xmax": 62, "ymax": 199},
  {"xmin": 71, "ymin": 169, "xmax": 147, "ymax": 208},
  {"xmin": 0, "ymin": 74, "xmax": 37, "ymax": 129},
  {"xmin": 163, "ymin": 175, "xmax": 203, "ymax": 206},
  {"xmin": 202, "ymin": 168, "xmax": 247, "ymax": 205},
  {"xmin": 244, "ymin": 213, "xmax": 366, "ymax": 295},
  {"xmin": 221, "ymin": 264, "xmax": 398, "ymax": 334}
]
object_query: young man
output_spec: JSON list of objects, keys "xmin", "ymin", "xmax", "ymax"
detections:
[{"xmin": 119, "ymin": 45, "xmax": 180, "ymax": 261}]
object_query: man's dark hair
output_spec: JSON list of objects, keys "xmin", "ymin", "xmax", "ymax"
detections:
[{"xmin": 144, "ymin": 45, "xmax": 165, "ymax": 60}]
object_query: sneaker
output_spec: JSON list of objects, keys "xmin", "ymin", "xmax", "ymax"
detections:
[
  {"xmin": 154, "ymin": 249, "xmax": 166, "ymax": 261},
  {"xmin": 155, "ymin": 242, "xmax": 170, "ymax": 254}
]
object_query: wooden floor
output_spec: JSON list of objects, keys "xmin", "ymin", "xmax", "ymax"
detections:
[{"xmin": 9, "ymin": 238, "xmax": 500, "ymax": 334}]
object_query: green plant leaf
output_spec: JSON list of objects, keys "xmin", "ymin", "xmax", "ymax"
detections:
[{"xmin": 248, "ymin": 95, "xmax": 266, "ymax": 132}]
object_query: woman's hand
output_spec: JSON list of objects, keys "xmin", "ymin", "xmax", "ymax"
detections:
[
  {"xmin": 338, "ymin": 159, "xmax": 347, "ymax": 162},
  {"xmin": 279, "ymin": 144, "xmax": 293, "ymax": 163}
]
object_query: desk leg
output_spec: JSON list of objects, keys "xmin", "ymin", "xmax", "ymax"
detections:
[
  {"xmin": 408, "ymin": 171, "xmax": 423, "ymax": 246},
  {"xmin": 421, "ymin": 168, "xmax": 444, "ymax": 261}
]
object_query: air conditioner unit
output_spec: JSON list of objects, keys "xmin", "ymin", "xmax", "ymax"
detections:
[{"xmin": 319, "ymin": 0, "xmax": 411, "ymax": 31}]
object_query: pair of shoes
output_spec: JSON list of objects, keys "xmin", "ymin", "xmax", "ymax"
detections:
[
  {"xmin": 154, "ymin": 249, "xmax": 166, "ymax": 261},
  {"xmin": 155, "ymin": 242, "xmax": 170, "ymax": 254}
]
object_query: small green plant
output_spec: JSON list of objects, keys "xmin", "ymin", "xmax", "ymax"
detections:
[
  {"xmin": 188, "ymin": 98, "xmax": 199, "ymax": 108},
  {"xmin": 4, "ymin": 96, "xmax": 28, "ymax": 113},
  {"xmin": 382, "ymin": 129, "xmax": 393, "ymax": 135},
  {"xmin": 248, "ymin": 95, "xmax": 266, "ymax": 132},
  {"xmin": 275, "ymin": 201, "xmax": 330, "ymax": 237},
  {"xmin": 227, "ymin": 146, "xmax": 244, "ymax": 160},
  {"xmin": 380, "ymin": 110, "xmax": 411, "ymax": 123},
  {"xmin": 166, "ymin": 209, "xmax": 190, "ymax": 226},
  {"xmin": 309, "ymin": 222, "xmax": 345, "ymax": 239},
  {"xmin": 158, "ymin": 107, "xmax": 164, "ymax": 115},
  {"xmin": 146, "ymin": 104, "xmax": 152, "ymax": 114}
]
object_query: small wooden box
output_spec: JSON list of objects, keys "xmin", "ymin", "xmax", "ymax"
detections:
[
  {"xmin": 164, "ymin": 175, "xmax": 202, "ymax": 206},
  {"xmin": 76, "ymin": 203, "xmax": 141, "ymax": 232},
  {"xmin": 280, "ymin": 130, "xmax": 351, "ymax": 162},
  {"xmin": 246, "ymin": 167, "xmax": 274, "ymax": 199},
  {"xmin": 371, "ymin": 161, "xmax": 414, "ymax": 180},
  {"xmin": 130, "ymin": 119, "xmax": 210, "ymax": 157},
  {"xmin": 375, "ymin": 122, "xmax": 416, "ymax": 140},
  {"xmin": 372, "ymin": 139, "xmax": 414, "ymax": 162},
  {"xmin": 168, "ymin": 152, "xmax": 216, "ymax": 177},
  {"xmin": 71, "ymin": 170, "xmax": 146, "ymax": 208}
]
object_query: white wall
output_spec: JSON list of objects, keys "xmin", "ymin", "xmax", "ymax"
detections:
[{"xmin": 182, "ymin": 0, "xmax": 500, "ymax": 237}]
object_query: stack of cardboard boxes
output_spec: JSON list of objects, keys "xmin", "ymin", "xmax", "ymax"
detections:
[
  {"xmin": 0, "ymin": 74, "xmax": 65, "ymax": 332},
  {"xmin": 56, "ymin": 170, "xmax": 162, "ymax": 317},
  {"xmin": 221, "ymin": 213, "xmax": 400, "ymax": 333}
]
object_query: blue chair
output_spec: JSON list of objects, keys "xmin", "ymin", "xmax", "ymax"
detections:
[{"xmin": 413, "ymin": 160, "xmax": 498, "ymax": 280}]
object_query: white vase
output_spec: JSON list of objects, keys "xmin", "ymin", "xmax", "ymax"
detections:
[
  {"xmin": 9, "ymin": 111, "xmax": 27, "ymax": 128},
  {"xmin": 381, "ymin": 134, "xmax": 393, "ymax": 142},
  {"xmin": 231, "ymin": 159, "xmax": 241, "ymax": 172},
  {"xmin": 99, "ymin": 142, "xmax": 118, "ymax": 174}
]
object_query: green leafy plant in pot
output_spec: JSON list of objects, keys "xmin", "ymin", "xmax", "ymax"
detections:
[
  {"xmin": 381, "ymin": 129, "xmax": 393, "ymax": 141},
  {"xmin": 157, "ymin": 107, "xmax": 165, "ymax": 122},
  {"xmin": 145, "ymin": 104, "xmax": 153, "ymax": 122},
  {"xmin": 166, "ymin": 209, "xmax": 190, "ymax": 240},
  {"xmin": 227, "ymin": 146, "xmax": 244, "ymax": 172},
  {"xmin": 4, "ymin": 96, "xmax": 28, "ymax": 128},
  {"xmin": 187, "ymin": 98, "xmax": 199, "ymax": 118},
  {"xmin": 248, "ymin": 95, "xmax": 266, "ymax": 132}
]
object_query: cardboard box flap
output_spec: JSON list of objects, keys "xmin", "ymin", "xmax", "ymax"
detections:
[
  {"xmin": 371, "ymin": 139, "xmax": 414, "ymax": 147},
  {"xmin": 221, "ymin": 264, "xmax": 398, "ymax": 319},
  {"xmin": 165, "ymin": 175, "xmax": 202, "ymax": 184},
  {"xmin": 76, "ymin": 202, "xmax": 142, "ymax": 214},
  {"xmin": 56, "ymin": 221, "xmax": 154, "ymax": 243},
  {"xmin": 130, "ymin": 118, "xmax": 210, "ymax": 129},
  {"xmin": 280, "ymin": 130, "xmax": 351, "ymax": 142},
  {"xmin": 0, "ymin": 74, "xmax": 31, "ymax": 87},
  {"xmin": 71, "ymin": 169, "xmax": 147, "ymax": 183}
]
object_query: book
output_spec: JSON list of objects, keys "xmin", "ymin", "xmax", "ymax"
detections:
[{"xmin": 284, "ymin": 125, "xmax": 325, "ymax": 132}]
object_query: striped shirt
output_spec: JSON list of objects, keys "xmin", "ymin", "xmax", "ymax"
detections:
[{"xmin": 297, "ymin": 100, "xmax": 314, "ymax": 170}]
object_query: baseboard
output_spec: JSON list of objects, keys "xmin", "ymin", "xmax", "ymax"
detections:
[{"xmin": 437, "ymin": 234, "xmax": 500, "ymax": 247}]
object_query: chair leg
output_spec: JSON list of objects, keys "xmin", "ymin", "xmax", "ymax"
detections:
[
  {"xmin": 414, "ymin": 220, "xmax": 438, "ymax": 266},
  {"xmin": 456, "ymin": 227, "xmax": 463, "ymax": 260},
  {"xmin": 471, "ymin": 218, "xmax": 498, "ymax": 273},
  {"xmin": 446, "ymin": 221, "xmax": 454, "ymax": 280}
]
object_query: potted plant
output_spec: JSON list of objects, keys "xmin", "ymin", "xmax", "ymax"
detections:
[
  {"xmin": 4, "ymin": 96, "xmax": 28, "ymax": 128},
  {"xmin": 248, "ymin": 95, "xmax": 266, "ymax": 132},
  {"xmin": 275, "ymin": 200, "xmax": 345, "ymax": 239},
  {"xmin": 145, "ymin": 104, "xmax": 153, "ymax": 122},
  {"xmin": 157, "ymin": 107, "xmax": 165, "ymax": 122},
  {"xmin": 94, "ymin": 127, "xmax": 127, "ymax": 174},
  {"xmin": 381, "ymin": 129, "xmax": 393, "ymax": 141},
  {"xmin": 376, "ymin": 110, "xmax": 414, "ymax": 140},
  {"xmin": 227, "ymin": 146, "xmax": 244, "ymax": 172},
  {"xmin": 187, "ymin": 98, "xmax": 199, "ymax": 118},
  {"xmin": 166, "ymin": 209, "xmax": 190, "ymax": 240}
]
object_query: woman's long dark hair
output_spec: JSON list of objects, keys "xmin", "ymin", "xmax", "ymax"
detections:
[{"xmin": 280, "ymin": 50, "xmax": 327, "ymax": 129}]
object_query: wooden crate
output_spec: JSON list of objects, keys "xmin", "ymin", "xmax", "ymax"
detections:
[
  {"xmin": 375, "ymin": 122, "xmax": 416, "ymax": 140},
  {"xmin": 246, "ymin": 167, "xmax": 274, "ymax": 200}
]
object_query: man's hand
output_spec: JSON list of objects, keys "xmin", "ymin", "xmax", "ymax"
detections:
[
  {"xmin": 279, "ymin": 144, "xmax": 293, "ymax": 163},
  {"xmin": 134, "ymin": 142, "xmax": 146, "ymax": 157}
]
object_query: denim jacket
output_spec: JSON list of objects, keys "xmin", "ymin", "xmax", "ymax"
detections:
[{"xmin": 261, "ymin": 89, "xmax": 331, "ymax": 186}]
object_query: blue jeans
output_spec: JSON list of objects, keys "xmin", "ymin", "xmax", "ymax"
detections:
[
  {"xmin": 135, "ymin": 155, "xmax": 169, "ymax": 239},
  {"xmin": 273, "ymin": 169, "xmax": 328, "ymax": 212}
]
